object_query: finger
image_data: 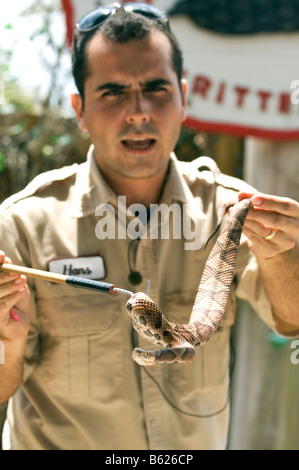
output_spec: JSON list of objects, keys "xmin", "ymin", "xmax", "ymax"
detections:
[
  {"xmin": 244, "ymin": 214, "xmax": 298, "ymax": 251},
  {"xmin": 0, "ymin": 277, "xmax": 28, "ymax": 302},
  {"xmin": 0, "ymin": 272, "xmax": 22, "ymax": 286},
  {"xmin": 0, "ymin": 254, "xmax": 14, "ymax": 282},
  {"xmin": 0, "ymin": 250, "xmax": 13, "ymax": 264},
  {"xmin": 243, "ymin": 219, "xmax": 281, "ymax": 241},
  {"xmin": 242, "ymin": 226, "xmax": 282, "ymax": 258},
  {"xmin": 0, "ymin": 273, "xmax": 27, "ymax": 289},
  {"xmin": 0, "ymin": 294, "xmax": 30, "ymax": 340},
  {"xmin": 0, "ymin": 254, "xmax": 27, "ymax": 284},
  {"xmin": 245, "ymin": 206, "xmax": 299, "ymax": 239},
  {"xmin": 0, "ymin": 287, "xmax": 29, "ymax": 322},
  {"xmin": 243, "ymin": 219, "xmax": 298, "ymax": 260},
  {"xmin": 238, "ymin": 191, "xmax": 255, "ymax": 202},
  {"xmin": 251, "ymin": 194, "xmax": 299, "ymax": 218}
]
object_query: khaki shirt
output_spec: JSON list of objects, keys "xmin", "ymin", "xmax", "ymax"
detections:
[{"xmin": 0, "ymin": 147, "xmax": 277, "ymax": 450}]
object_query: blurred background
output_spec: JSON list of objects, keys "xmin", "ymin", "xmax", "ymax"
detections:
[{"xmin": 0, "ymin": 0, "xmax": 298, "ymax": 450}]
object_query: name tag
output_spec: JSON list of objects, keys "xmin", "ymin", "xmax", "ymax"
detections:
[{"xmin": 48, "ymin": 256, "xmax": 106, "ymax": 280}]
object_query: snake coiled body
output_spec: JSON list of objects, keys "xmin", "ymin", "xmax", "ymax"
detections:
[{"xmin": 126, "ymin": 198, "xmax": 252, "ymax": 365}]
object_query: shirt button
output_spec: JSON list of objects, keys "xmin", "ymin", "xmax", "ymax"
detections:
[{"xmin": 150, "ymin": 419, "xmax": 157, "ymax": 428}]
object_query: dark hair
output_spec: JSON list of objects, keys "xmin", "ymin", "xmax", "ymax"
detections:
[{"xmin": 72, "ymin": 9, "xmax": 183, "ymax": 103}]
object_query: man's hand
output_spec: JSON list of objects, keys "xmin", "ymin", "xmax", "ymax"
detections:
[
  {"xmin": 238, "ymin": 192, "xmax": 299, "ymax": 259},
  {"xmin": 0, "ymin": 251, "xmax": 31, "ymax": 403},
  {"xmin": 0, "ymin": 251, "xmax": 30, "ymax": 341},
  {"xmin": 238, "ymin": 192, "xmax": 299, "ymax": 333}
]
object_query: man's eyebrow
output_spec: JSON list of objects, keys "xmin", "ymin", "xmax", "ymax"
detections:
[
  {"xmin": 96, "ymin": 78, "xmax": 172, "ymax": 92},
  {"xmin": 142, "ymin": 78, "xmax": 172, "ymax": 88},
  {"xmin": 96, "ymin": 82, "xmax": 129, "ymax": 92}
]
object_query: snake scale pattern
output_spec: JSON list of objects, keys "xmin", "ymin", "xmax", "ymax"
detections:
[{"xmin": 126, "ymin": 198, "xmax": 252, "ymax": 366}]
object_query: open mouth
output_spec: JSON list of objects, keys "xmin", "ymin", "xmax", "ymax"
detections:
[{"xmin": 121, "ymin": 137, "xmax": 156, "ymax": 152}]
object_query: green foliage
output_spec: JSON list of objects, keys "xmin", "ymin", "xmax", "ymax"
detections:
[
  {"xmin": 0, "ymin": 151, "xmax": 6, "ymax": 172},
  {"xmin": 0, "ymin": 2, "xmax": 91, "ymax": 202}
]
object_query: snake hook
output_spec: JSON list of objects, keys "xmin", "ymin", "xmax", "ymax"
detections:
[{"xmin": 146, "ymin": 280, "xmax": 151, "ymax": 296}]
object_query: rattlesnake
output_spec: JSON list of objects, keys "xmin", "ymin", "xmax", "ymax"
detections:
[{"xmin": 126, "ymin": 198, "xmax": 251, "ymax": 366}]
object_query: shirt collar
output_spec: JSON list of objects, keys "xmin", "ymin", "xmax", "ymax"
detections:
[
  {"xmin": 70, "ymin": 146, "xmax": 204, "ymax": 222},
  {"xmin": 70, "ymin": 145, "xmax": 116, "ymax": 218},
  {"xmin": 163, "ymin": 153, "xmax": 194, "ymax": 204},
  {"xmin": 162, "ymin": 154, "xmax": 205, "ymax": 222}
]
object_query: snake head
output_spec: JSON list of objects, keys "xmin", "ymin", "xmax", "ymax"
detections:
[
  {"xmin": 126, "ymin": 292, "xmax": 156, "ymax": 321},
  {"xmin": 126, "ymin": 292, "xmax": 167, "ymax": 331},
  {"xmin": 126, "ymin": 292, "xmax": 186, "ymax": 349}
]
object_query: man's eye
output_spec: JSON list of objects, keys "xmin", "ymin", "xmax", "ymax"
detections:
[{"xmin": 103, "ymin": 88, "xmax": 124, "ymax": 97}]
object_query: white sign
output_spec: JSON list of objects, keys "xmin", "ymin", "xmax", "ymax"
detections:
[
  {"xmin": 171, "ymin": 16, "xmax": 299, "ymax": 140},
  {"xmin": 63, "ymin": 0, "xmax": 299, "ymax": 139}
]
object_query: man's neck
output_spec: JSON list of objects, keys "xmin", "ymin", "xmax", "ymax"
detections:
[
  {"xmin": 102, "ymin": 170, "xmax": 169, "ymax": 207},
  {"xmin": 94, "ymin": 157, "xmax": 171, "ymax": 207}
]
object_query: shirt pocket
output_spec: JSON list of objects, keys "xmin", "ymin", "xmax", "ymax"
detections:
[
  {"xmin": 35, "ymin": 283, "xmax": 125, "ymax": 399},
  {"xmin": 160, "ymin": 290, "xmax": 234, "ymax": 410}
]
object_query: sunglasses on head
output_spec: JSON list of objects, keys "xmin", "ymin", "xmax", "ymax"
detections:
[{"xmin": 76, "ymin": 2, "xmax": 170, "ymax": 33}]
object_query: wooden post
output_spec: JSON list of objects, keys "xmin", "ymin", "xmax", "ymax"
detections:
[{"xmin": 228, "ymin": 138, "xmax": 299, "ymax": 449}]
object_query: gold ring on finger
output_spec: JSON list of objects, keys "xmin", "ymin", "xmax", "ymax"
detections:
[{"xmin": 264, "ymin": 227, "xmax": 277, "ymax": 241}]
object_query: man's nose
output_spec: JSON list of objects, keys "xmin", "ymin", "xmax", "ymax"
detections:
[{"xmin": 125, "ymin": 91, "xmax": 150, "ymax": 124}]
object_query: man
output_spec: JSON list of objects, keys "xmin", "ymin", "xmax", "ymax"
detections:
[{"xmin": 0, "ymin": 3, "xmax": 298, "ymax": 450}]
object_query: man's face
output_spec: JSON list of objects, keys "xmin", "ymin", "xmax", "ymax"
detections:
[{"xmin": 72, "ymin": 29, "xmax": 187, "ymax": 183}]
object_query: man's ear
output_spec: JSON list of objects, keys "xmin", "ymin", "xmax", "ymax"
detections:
[
  {"xmin": 71, "ymin": 93, "xmax": 88, "ymax": 131},
  {"xmin": 180, "ymin": 78, "xmax": 188, "ymax": 123}
]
